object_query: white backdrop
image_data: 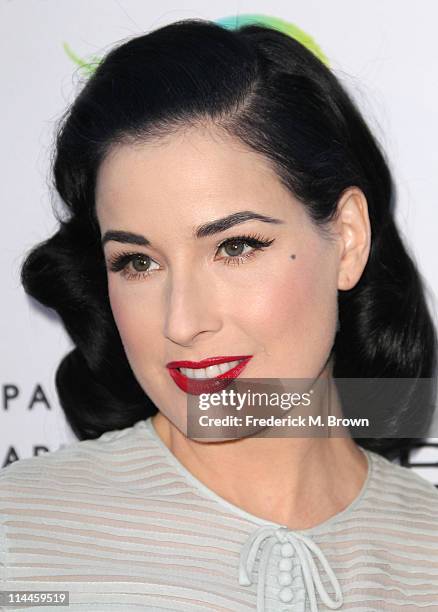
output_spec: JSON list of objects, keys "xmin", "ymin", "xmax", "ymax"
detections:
[{"xmin": 1, "ymin": 0, "xmax": 437, "ymax": 483}]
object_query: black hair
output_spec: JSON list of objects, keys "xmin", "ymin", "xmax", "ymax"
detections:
[{"xmin": 20, "ymin": 19, "xmax": 437, "ymax": 459}]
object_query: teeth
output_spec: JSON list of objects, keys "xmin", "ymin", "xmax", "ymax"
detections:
[
  {"xmin": 179, "ymin": 360, "xmax": 241, "ymax": 379},
  {"xmin": 217, "ymin": 363, "xmax": 228, "ymax": 375}
]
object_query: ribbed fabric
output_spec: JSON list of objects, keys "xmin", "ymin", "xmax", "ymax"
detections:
[{"xmin": 1, "ymin": 417, "xmax": 438, "ymax": 611}]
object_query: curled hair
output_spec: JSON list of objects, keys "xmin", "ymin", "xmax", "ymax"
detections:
[{"xmin": 21, "ymin": 19, "xmax": 437, "ymax": 457}]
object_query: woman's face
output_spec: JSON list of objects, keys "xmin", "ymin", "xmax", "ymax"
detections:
[{"xmin": 95, "ymin": 126, "xmax": 343, "ymax": 434}]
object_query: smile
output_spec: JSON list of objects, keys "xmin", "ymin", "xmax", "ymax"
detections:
[
  {"xmin": 166, "ymin": 355, "xmax": 253, "ymax": 395},
  {"xmin": 179, "ymin": 360, "xmax": 242, "ymax": 379}
]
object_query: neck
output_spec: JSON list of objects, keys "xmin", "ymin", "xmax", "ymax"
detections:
[{"xmin": 151, "ymin": 373, "xmax": 369, "ymax": 530}]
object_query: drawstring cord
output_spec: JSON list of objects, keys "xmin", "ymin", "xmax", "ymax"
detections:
[{"xmin": 239, "ymin": 525, "xmax": 343, "ymax": 611}]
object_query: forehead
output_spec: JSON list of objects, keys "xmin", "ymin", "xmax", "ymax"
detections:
[{"xmin": 94, "ymin": 125, "xmax": 303, "ymax": 231}]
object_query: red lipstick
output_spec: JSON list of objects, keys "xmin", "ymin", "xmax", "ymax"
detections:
[{"xmin": 166, "ymin": 355, "xmax": 253, "ymax": 395}]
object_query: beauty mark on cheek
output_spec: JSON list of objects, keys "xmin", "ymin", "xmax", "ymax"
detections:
[{"xmin": 290, "ymin": 254, "xmax": 296, "ymax": 259}]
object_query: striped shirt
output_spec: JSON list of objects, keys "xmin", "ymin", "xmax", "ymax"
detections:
[{"xmin": 1, "ymin": 417, "xmax": 438, "ymax": 611}]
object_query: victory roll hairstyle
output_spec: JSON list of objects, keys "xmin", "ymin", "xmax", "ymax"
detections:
[{"xmin": 21, "ymin": 19, "xmax": 437, "ymax": 457}]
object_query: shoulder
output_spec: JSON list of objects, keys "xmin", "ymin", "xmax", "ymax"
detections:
[
  {"xmin": 366, "ymin": 447, "xmax": 438, "ymax": 516},
  {"xmin": 0, "ymin": 420, "xmax": 156, "ymax": 491},
  {"xmin": 0, "ymin": 425, "xmax": 144, "ymax": 563}
]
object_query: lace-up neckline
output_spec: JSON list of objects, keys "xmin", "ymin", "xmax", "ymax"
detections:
[{"xmin": 141, "ymin": 418, "xmax": 372, "ymax": 611}]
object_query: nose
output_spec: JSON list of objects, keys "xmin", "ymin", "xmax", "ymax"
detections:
[{"xmin": 163, "ymin": 265, "xmax": 222, "ymax": 347}]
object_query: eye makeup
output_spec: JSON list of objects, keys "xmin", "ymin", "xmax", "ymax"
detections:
[{"xmin": 106, "ymin": 232, "xmax": 275, "ymax": 281}]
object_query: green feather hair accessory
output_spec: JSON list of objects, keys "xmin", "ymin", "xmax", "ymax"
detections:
[
  {"xmin": 214, "ymin": 14, "xmax": 329, "ymax": 66},
  {"xmin": 63, "ymin": 42, "xmax": 101, "ymax": 77},
  {"xmin": 63, "ymin": 13, "xmax": 329, "ymax": 77}
]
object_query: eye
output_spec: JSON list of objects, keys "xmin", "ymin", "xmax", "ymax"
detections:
[
  {"xmin": 107, "ymin": 233, "xmax": 275, "ymax": 281},
  {"xmin": 107, "ymin": 252, "xmax": 159, "ymax": 281},
  {"xmin": 132, "ymin": 254, "xmax": 155, "ymax": 272},
  {"xmin": 215, "ymin": 233, "xmax": 275, "ymax": 266}
]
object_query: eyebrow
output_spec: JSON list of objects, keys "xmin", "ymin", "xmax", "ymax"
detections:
[{"xmin": 101, "ymin": 210, "xmax": 285, "ymax": 247}]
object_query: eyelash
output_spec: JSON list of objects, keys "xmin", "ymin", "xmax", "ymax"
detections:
[{"xmin": 107, "ymin": 233, "xmax": 275, "ymax": 281}]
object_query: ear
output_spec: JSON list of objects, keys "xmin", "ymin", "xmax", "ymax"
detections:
[{"xmin": 333, "ymin": 187, "xmax": 371, "ymax": 291}]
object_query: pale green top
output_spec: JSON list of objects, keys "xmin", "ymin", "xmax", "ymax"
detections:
[{"xmin": 1, "ymin": 417, "xmax": 438, "ymax": 611}]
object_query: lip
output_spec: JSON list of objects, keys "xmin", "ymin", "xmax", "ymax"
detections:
[
  {"xmin": 166, "ymin": 355, "xmax": 252, "ymax": 369},
  {"xmin": 166, "ymin": 355, "xmax": 253, "ymax": 395}
]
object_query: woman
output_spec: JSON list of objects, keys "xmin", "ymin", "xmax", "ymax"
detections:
[{"xmin": 1, "ymin": 17, "xmax": 437, "ymax": 612}]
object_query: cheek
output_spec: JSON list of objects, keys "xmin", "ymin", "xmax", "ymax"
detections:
[
  {"xmin": 285, "ymin": 258, "xmax": 337, "ymax": 373},
  {"xmin": 237, "ymin": 249, "xmax": 338, "ymax": 375},
  {"xmin": 108, "ymin": 284, "xmax": 159, "ymax": 367}
]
